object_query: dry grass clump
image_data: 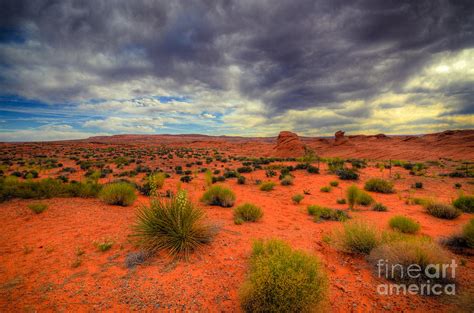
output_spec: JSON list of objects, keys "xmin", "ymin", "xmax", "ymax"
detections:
[
  {"xmin": 239, "ymin": 239, "xmax": 327, "ymax": 312},
  {"xmin": 99, "ymin": 182, "xmax": 136, "ymax": 206},
  {"xmin": 234, "ymin": 203, "xmax": 263, "ymax": 224},
  {"xmin": 201, "ymin": 185, "xmax": 236, "ymax": 207}
]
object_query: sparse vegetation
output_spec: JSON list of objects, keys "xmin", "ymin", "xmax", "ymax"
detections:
[
  {"xmin": 99, "ymin": 182, "xmax": 136, "ymax": 206},
  {"xmin": 234, "ymin": 203, "xmax": 263, "ymax": 223},
  {"xmin": 133, "ymin": 190, "xmax": 215, "ymax": 258},
  {"xmin": 201, "ymin": 185, "xmax": 236, "ymax": 207},
  {"xmin": 330, "ymin": 221, "xmax": 379, "ymax": 254},
  {"xmin": 368, "ymin": 239, "xmax": 452, "ymax": 286},
  {"xmin": 364, "ymin": 178, "xmax": 394, "ymax": 193},
  {"xmin": 389, "ymin": 216, "xmax": 420, "ymax": 233},
  {"xmin": 292, "ymin": 194, "xmax": 304, "ymax": 204},
  {"xmin": 425, "ymin": 202, "xmax": 461, "ymax": 219},
  {"xmin": 95, "ymin": 240, "xmax": 113, "ymax": 252},
  {"xmin": 307, "ymin": 205, "xmax": 348, "ymax": 222},
  {"xmin": 239, "ymin": 239, "xmax": 327, "ymax": 312},
  {"xmin": 28, "ymin": 202, "xmax": 48, "ymax": 214},
  {"xmin": 453, "ymin": 195, "xmax": 474, "ymax": 213},
  {"xmin": 280, "ymin": 175, "xmax": 294, "ymax": 186},
  {"xmin": 259, "ymin": 181, "xmax": 276, "ymax": 191},
  {"xmin": 372, "ymin": 203, "xmax": 387, "ymax": 212},
  {"xmin": 320, "ymin": 186, "xmax": 331, "ymax": 193}
]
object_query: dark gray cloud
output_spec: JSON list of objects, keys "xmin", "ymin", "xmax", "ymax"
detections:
[{"xmin": 0, "ymin": 0, "xmax": 473, "ymax": 119}]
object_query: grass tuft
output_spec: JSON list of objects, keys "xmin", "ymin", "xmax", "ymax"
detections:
[
  {"xmin": 201, "ymin": 185, "xmax": 236, "ymax": 207},
  {"xmin": 239, "ymin": 239, "xmax": 327, "ymax": 312},
  {"xmin": 389, "ymin": 215, "xmax": 420, "ymax": 234},
  {"xmin": 133, "ymin": 190, "xmax": 215, "ymax": 259},
  {"xmin": 99, "ymin": 182, "xmax": 136, "ymax": 206},
  {"xmin": 234, "ymin": 203, "xmax": 263, "ymax": 223}
]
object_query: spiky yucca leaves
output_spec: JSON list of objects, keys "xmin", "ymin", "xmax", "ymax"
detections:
[{"xmin": 133, "ymin": 190, "xmax": 215, "ymax": 259}]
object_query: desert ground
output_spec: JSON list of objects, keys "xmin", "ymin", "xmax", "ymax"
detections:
[{"xmin": 0, "ymin": 130, "xmax": 473, "ymax": 312}]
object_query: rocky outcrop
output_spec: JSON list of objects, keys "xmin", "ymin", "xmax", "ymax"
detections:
[
  {"xmin": 334, "ymin": 130, "xmax": 348, "ymax": 145},
  {"xmin": 273, "ymin": 131, "xmax": 305, "ymax": 157}
]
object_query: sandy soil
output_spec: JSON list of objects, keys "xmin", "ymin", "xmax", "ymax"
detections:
[{"xmin": 1, "ymin": 161, "xmax": 473, "ymax": 312}]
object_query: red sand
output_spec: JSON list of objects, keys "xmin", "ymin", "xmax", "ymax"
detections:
[{"xmin": 0, "ymin": 131, "xmax": 473, "ymax": 312}]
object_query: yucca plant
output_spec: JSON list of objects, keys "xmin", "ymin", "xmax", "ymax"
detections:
[{"xmin": 132, "ymin": 190, "xmax": 215, "ymax": 259}]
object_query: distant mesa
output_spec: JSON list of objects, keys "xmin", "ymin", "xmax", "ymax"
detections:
[
  {"xmin": 273, "ymin": 131, "xmax": 305, "ymax": 157},
  {"xmin": 334, "ymin": 130, "xmax": 348, "ymax": 145}
]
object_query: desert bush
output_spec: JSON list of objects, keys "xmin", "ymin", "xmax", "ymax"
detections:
[
  {"xmin": 372, "ymin": 203, "xmax": 387, "ymax": 212},
  {"xmin": 133, "ymin": 190, "xmax": 215, "ymax": 258},
  {"xmin": 426, "ymin": 202, "xmax": 461, "ymax": 219},
  {"xmin": 335, "ymin": 168, "xmax": 359, "ymax": 180},
  {"xmin": 95, "ymin": 240, "xmax": 114, "ymax": 252},
  {"xmin": 356, "ymin": 190, "xmax": 374, "ymax": 206},
  {"xmin": 204, "ymin": 170, "xmax": 213, "ymax": 187},
  {"xmin": 260, "ymin": 181, "xmax": 276, "ymax": 191},
  {"xmin": 453, "ymin": 195, "xmax": 474, "ymax": 213},
  {"xmin": 99, "ymin": 182, "xmax": 136, "ymax": 206},
  {"xmin": 364, "ymin": 178, "xmax": 394, "ymax": 193},
  {"xmin": 237, "ymin": 176, "xmax": 246, "ymax": 185},
  {"xmin": 239, "ymin": 239, "xmax": 327, "ymax": 313},
  {"xmin": 180, "ymin": 175, "xmax": 192, "ymax": 183},
  {"xmin": 307, "ymin": 205, "xmax": 348, "ymax": 222},
  {"xmin": 462, "ymin": 218, "xmax": 474, "ymax": 248},
  {"xmin": 329, "ymin": 181, "xmax": 339, "ymax": 187},
  {"xmin": 201, "ymin": 185, "xmax": 236, "ymax": 207},
  {"xmin": 234, "ymin": 203, "xmax": 263, "ymax": 223},
  {"xmin": 28, "ymin": 202, "xmax": 48, "ymax": 214},
  {"xmin": 336, "ymin": 198, "xmax": 346, "ymax": 204},
  {"xmin": 292, "ymin": 194, "xmax": 304, "ymax": 204},
  {"xmin": 413, "ymin": 182, "xmax": 423, "ymax": 189},
  {"xmin": 237, "ymin": 166, "xmax": 253, "ymax": 173},
  {"xmin": 368, "ymin": 239, "xmax": 453, "ymax": 286},
  {"xmin": 389, "ymin": 216, "xmax": 420, "ymax": 234},
  {"xmin": 320, "ymin": 186, "xmax": 331, "ymax": 193},
  {"xmin": 280, "ymin": 175, "xmax": 294, "ymax": 186},
  {"xmin": 346, "ymin": 185, "xmax": 359, "ymax": 209},
  {"xmin": 307, "ymin": 165, "xmax": 319, "ymax": 174},
  {"xmin": 331, "ymin": 221, "xmax": 379, "ymax": 254}
]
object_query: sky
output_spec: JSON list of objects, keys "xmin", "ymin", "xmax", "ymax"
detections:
[{"xmin": 0, "ymin": 0, "xmax": 473, "ymax": 142}]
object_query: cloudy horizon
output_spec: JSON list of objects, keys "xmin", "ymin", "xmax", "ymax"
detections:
[{"xmin": 0, "ymin": 0, "xmax": 473, "ymax": 142}]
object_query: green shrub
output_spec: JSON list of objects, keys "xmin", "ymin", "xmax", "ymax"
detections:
[
  {"xmin": 239, "ymin": 239, "xmax": 327, "ymax": 312},
  {"xmin": 426, "ymin": 202, "xmax": 461, "ymax": 219},
  {"xmin": 463, "ymin": 218, "xmax": 474, "ymax": 248},
  {"xmin": 346, "ymin": 185, "xmax": 359, "ymax": 209},
  {"xmin": 133, "ymin": 190, "xmax": 215, "ymax": 258},
  {"xmin": 234, "ymin": 203, "xmax": 263, "ymax": 223},
  {"xmin": 364, "ymin": 178, "xmax": 394, "ymax": 193},
  {"xmin": 237, "ymin": 176, "xmax": 246, "ymax": 185},
  {"xmin": 335, "ymin": 168, "xmax": 359, "ymax": 180},
  {"xmin": 260, "ymin": 181, "xmax": 276, "ymax": 192},
  {"xmin": 28, "ymin": 203, "xmax": 48, "ymax": 214},
  {"xmin": 280, "ymin": 176, "xmax": 294, "ymax": 186},
  {"xmin": 368, "ymin": 239, "xmax": 452, "ymax": 286},
  {"xmin": 95, "ymin": 240, "xmax": 114, "ymax": 252},
  {"xmin": 329, "ymin": 181, "xmax": 339, "ymax": 187},
  {"xmin": 201, "ymin": 185, "xmax": 236, "ymax": 207},
  {"xmin": 320, "ymin": 186, "xmax": 331, "ymax": 193},
  {"xmin": 331, "ymin": 221, "xmax": 379, "ymax": 254},
  {"xmin": 336, "ymin": 198, "xmax": 346, "ymax": 204},
  {"xmin": 307, "ymin": 205, "xmax": 349, "ymax": 222},
  {"xmin": 372, "ymin": 203, "xmax": 387, "ymax": 212},
  {"xmin": 292, "ymin": 194, "xmax": 304, "ymax": 204},
  {"xmin": 99, "ymin": 182, "xmax": 136, "ymax": 206},
  {"xmin": 389, "ymin": 216, "xmax": 420, "ymax": 234},
  {"xmin": 356, "ymin": 190, "xmax": 374, "ymax": 206},
  {"xmin": 453, "ymin": 195, "xmax": 474, "ymax": 213}
]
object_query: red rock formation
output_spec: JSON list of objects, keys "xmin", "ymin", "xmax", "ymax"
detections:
[
  {"xmin": 334, "ymin": 130, "xmax": 348, "ymax": 145},
  {"xmin": 273, "ymin": 131, "xmax": 305, "ymax": 157}
]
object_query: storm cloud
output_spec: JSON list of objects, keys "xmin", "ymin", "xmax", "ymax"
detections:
[{"xmin": 0, "ymin": 0, "xmax": 473, "ymax": 140}]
